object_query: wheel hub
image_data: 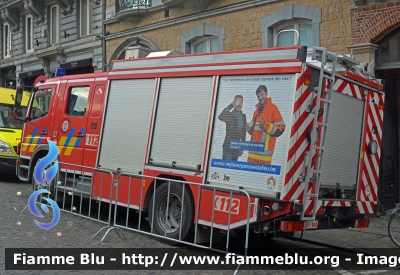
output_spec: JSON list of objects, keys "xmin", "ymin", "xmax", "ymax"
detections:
[{"xmin": 157, "ymin": 194, "xmax": 182, "ymax": 234}]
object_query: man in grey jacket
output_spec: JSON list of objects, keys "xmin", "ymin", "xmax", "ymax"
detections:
[{"xmin": 218, "ymin": 95, "xmax": 247, "ymax": 161}]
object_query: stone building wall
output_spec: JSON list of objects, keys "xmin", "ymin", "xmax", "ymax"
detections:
[{"xmin": 105, "ymin": 0, "xmax": 353, "ymax": 64}]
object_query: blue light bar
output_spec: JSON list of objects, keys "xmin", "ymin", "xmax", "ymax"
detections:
[{"xmin": 55, "ymin": 68, "xmax": 66, "ymax": 77}]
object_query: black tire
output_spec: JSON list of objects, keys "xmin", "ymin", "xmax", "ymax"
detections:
[
  {"xmin": 148, "ymin": 182, "xmax": 195, "ymax": 245},
  {"xmin": 234, "ymin": 227, "xmax": 294, "ymax": 241},
  {"xmin": 388, "ymin": 210, "xmax": 400, "ymax": 248},
  {"xmin": 233, "ymin": 228, "xmax": 259, "ymax": 241}
]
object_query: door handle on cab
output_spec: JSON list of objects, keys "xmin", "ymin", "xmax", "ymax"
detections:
[
  {"xmin": 41, "ymin": 131, "xmax": 48, "ymax": 135},
  {"xmin": 76, "ymin": 133, "xmax": 85, "ymax": 138}
]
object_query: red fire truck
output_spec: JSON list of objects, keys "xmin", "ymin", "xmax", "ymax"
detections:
[{"xmin": 14, "ymin": 46, "xmax": 384, "ymax": 242}]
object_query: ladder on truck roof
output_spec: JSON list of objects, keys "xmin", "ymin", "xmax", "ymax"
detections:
[{"xmin": 300, "ymin": 47, "xmax": 338, "ymax": 221}]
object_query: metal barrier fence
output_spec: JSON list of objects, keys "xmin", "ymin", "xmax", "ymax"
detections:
[
  {"xmin": 53, "ymin": 162, "xmax": 125, "ymax": 240},
  {"xmin": 24, "ymin": 163, "xmax": 255, "ymax": 270},
  {"xmin": 110, "ymin": 172, "xmax": 253, "ymax": 258}
]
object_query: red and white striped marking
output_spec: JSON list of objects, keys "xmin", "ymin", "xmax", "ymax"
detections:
[{"xmin": 282, "ymin": 70, "xmax": 383, "ymax": 216}]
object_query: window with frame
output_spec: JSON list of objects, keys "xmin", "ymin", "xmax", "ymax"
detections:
[
  {"xmin": 30, "ymin": 89, "xmax": 53, "ymax": 120},
  {"xmin": 80, "ymin": 0, "xmax": 91, "ymax": 37},
  {"xmin": 191, "ymin": 36, "xmax": 219, "ymax": 53},
  {"xmin": 3, "ymin": 23, "xmax": 11, "ymax": 58},
  {"xmin": 274, "ymin": 22, "xmax": 313, "ymax": 48},
  {"xmin": 379, "ymin": 31, "xmax": 400, "ymax": 64},
  {"xmin": 67, "ymin": 87, "xmax": 90, "ymax": 116},
  {"xmin": 50, "ymin": 5, "xmax": 59, "ymax": 44},
  {"xmin": 25, "ymin": 15, "xmax": 34, "ymax": 52}
]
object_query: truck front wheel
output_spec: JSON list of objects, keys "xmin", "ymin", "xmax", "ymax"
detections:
[{"xmin": 149, "ymin": 182, "xmax": 195, "ymax": 245}]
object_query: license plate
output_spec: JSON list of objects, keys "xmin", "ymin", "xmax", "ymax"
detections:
[{"xmin": 305, "ymin": 221, "xmax": 318, "ymax": 229}]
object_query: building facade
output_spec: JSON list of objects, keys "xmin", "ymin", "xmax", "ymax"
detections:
[
  {"xmin": 0, "ymin": 0, "xmax": 104, "ymax": 90},
  {"xmin": 348, "ymin": 0, "xmax": 400, "ymax": 211},
  {"xmin": 103, "ymin": 0, "xmax": 352, "ymax": 69}
]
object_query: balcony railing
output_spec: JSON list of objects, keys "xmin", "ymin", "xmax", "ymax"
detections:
[{"xmin": 116, "ymin": 0, "xmax": 152, "ymax": 13}]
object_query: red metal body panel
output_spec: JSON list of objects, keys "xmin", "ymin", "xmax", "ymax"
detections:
[
  {"xmin": 197, "ymin": 189, "xmax": 258, "ymax": 230},
  {"xmin": 344, "ymin": 72, "xmax": 384, "ymax": 91}
]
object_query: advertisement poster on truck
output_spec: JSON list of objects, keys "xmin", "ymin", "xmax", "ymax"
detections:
[{"xmin": 207, "ymin": 74, "xmax": 296, "ymax": 194}]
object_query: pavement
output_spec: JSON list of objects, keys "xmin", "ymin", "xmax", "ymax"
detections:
[
  {"xmin": 294, "ymin": 214, "xmax": 400, "ymax": 251},
  {"xmin": 1, "ymin": 175, "xmax": 400, "ymax": 275}
]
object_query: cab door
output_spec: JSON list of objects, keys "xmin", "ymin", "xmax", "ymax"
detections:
[
  {"xmin": 82, "ymin": 82, "xmax": 106, "ymax": 168},
  {"xmin": 20, "ymin": 85, "xmax": 57, "ymax": 159},
  {"xmin": 57, "ymin": 80, "xmax": 94, "ymax": 167}
]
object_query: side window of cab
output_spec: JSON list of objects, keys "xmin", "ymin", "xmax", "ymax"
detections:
[
  {"xmin": 67, "ymin": 87, "xmax": 90, "ymax": 116},
  {"xmin": 29, "ymin": 88, "xmax": 52, "ymax": 120}
]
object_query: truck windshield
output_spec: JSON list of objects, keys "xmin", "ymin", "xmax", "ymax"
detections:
[{"xmin": 0, "ymin": 104, "xmax": 24, "ymax": 129}]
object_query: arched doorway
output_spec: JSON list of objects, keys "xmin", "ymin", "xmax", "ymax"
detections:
[
  {"xmin": 109, "ymin": 36, "xmax": 160, "ymax": 66},
  {"xmin": 375, "ymin": 28, "xmax": 400, "ymax": 211}
]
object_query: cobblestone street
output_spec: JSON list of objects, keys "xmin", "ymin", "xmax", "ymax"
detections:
[{"xmin": 1, "ymin": 175, "xmax": 399, "ymax": 275}]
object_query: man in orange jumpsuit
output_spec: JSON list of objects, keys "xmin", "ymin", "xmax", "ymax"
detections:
[{"xmin": 247, "ymin": 85, "xmax": 285, "ymax": 164}]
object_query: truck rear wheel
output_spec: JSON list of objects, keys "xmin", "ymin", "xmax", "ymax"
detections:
[{"xmin": 149, "ymin": 182, "xmax": 195, "ymax": 245}]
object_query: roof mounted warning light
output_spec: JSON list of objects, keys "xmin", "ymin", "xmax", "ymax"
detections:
[{"xmin": 55, "ymin": 68, "xmax": 66, "ymax": 77}]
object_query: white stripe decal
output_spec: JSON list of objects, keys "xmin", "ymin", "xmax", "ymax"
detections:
[
  {"xmin": 38, "ymin": 81, "xmax": 61, "ymax": 85},
  {"xmin": 66, "ymin": 78, "xmax": 95, "ymax": 83},
  {"xmin": 357, "ymin": 201, "xmax": 364, "ymax": 214},
  {"xmin": 354, "ymin": 85, "xmax": 362, "ymax": 99}
]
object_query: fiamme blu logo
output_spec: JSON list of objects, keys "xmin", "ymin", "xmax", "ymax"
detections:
[{"xmin": 28, "ymin": 139, "xmax": 61, "ymax": 229}]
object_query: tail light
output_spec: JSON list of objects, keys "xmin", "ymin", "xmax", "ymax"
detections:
[
  {"xmin": 280, "ymin": 221, "xmax": 304, "ymax": 232},
  {"xmin": 304, "ymin": 74, "xmax": 310, "ymax": 86},
  {"xmin": 378, "ymin": 100, "xmax": 384, "ymax": 110},
  {"xmin": 355, "ymin": 219, "xmax": 370, "ymax": 228}
]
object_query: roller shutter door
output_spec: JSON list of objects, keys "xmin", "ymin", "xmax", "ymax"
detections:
[
  {"xmin": 98, "ymin": 79, "xmax": 155, "ymax": 173},
  {"xmin": 320, "ymin": 91, "xmax": 364, "ymax": 188},
  {"xmin": 149, "ymin": 77, "xmax": 213, "ymax": 170}
]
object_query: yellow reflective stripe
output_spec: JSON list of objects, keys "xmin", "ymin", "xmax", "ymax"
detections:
[
  {"xmin": 28, "ymin": 144, "xmax": 37, "ymax": 152},
  {"xmin": 28, "ymin": 136, "xmax": 40, "ymax": 152},
  {"xmin": 248, "ymin": 153, "xmax": 272, "ymax": 161},
  {"xmin": 264, "ymin": 133, "xmax": 270, "ymax": 151},
  {"xmin": 30, "ymin": 137, "xmax": 40, "ymax": 144},
  {"xmin": 21, "ymin": 136, "xmax": 31, "ymax": 152},
  {"xmin": 64, "ymin": 137, "xmax": 77, "ymax": 156},
  {"xmin": 267, "ymin": 123, "xmax": 274, "ymax": 134},
  {"xmin": 58, "ymin": 136, "xmax": 67, "ymax": 154}
]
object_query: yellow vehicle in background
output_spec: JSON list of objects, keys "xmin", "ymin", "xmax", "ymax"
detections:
[{"xmin": 0, "ymin": 87, "xmax": 30, "ymax": 175}]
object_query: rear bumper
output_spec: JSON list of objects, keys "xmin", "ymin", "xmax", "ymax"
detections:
[{"xmin": 0, "ymin": 156, "xmax": 17, "ymax": 175}]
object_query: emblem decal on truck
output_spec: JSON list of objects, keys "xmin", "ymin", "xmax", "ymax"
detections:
[
  {"xmin": 62, "ymin": 120, "xmax": 69, "ymax": 132},
  {"xmin": 266, "ymin": 176, "xmax": 277, "ymax": 190}
]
